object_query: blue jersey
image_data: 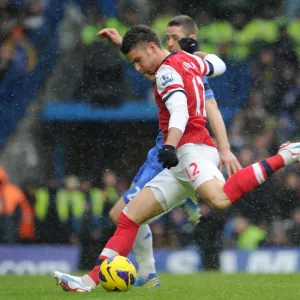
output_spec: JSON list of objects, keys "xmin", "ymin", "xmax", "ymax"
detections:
[{"xmin": 123, "ymin": 78, "xmax": 215, "ymax": 204}]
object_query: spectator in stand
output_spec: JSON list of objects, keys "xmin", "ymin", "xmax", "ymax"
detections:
[
  {"xmin": 241, "ymin": 90, "xmax": 269, "ymax": 136},
  {"xmin": 34, "ymin": 178, "xmax": 61, "ymax": 243},
  {"xmin": 23, "ymin": 0, "xmax": 46, "ymax": 49},
  {"xmin": 237, "ymin": 145, "xmax": 256, "ymax": 167},
  {"xmin": 273, "ymin": 25, "xmax": 298, "ymax": 65},
  {"xmin": 79, "ymin": 178, "xmax": 105, "ymax": 269},
  {"xmin": 250, "ymin": 46, "xmax": 279, "ymax": 113},
  {"xmin": 274, "ymin": 62, "xmax": 296, "ymax": 113},
  {"xmin": 276, "ymin": 113, "xmax": 297, "ymax": 143},
  {"xmin": 151, "ymin": 219, "xmax": 168, "ymax": 248},
  {"xmin": 0, "ymin": 166, "xmax": 35, "ymax": 243},
  {"xmin": 282, "ymin": 72, "xmax": 300, "ymax": 118},
  {"xmin": 0, "ymin": 42, "xmax": 13, "ymax": 81},
  {"xmin": 103, "ymin": 170, "xmax": 119, "ymax": 207},
  {"xmin": 22, "ymin": 180, "xmax": 36, "ymax": 208},
  {"xmin": 270, "ymin": 171, "xmax": 300, "ymax": 219},
  {"xmin": 263, "ymin": 219, "xmax": 290, "ymax": 247},
  {"xmin": 228, "ymin": 12, "xmax": 250, "ymax": 62},
  {"xmin": 287, "ymin": 10, "xmax": 300, "ymax": 55},
  {"xmin": 56, "ymin": 175, "xmax": 85, "ymax": 244},
  {"xmin": 167, "ymin": 208, "xmax": 191, "ymax": 248},
  {"xmin": 233, "ymin": 217, "xmax": 266, "ymax": 250}
]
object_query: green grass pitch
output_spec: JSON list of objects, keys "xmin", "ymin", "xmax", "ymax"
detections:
[{"xmin": 1, "ymin": 272, "xmax": 300, "ymax": 300}]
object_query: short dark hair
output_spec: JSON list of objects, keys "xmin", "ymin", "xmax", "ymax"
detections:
[
  {"xmin": 120, "ymin": 25, "xmax": 162, "ymax": 55},
  {"xmin": 167, "ymin": 15, "xmax": 198, "ymax": 36}
]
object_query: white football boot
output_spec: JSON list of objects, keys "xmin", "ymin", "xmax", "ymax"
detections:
[
  {"xmin": 54, "ymin": 271, "xmax": 94, "ymax": 292},
  {"xmin": 278, "ymin": 142, "xmax": 300, "ymax": 163}
]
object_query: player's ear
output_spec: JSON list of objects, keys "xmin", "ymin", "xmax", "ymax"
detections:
[
  {"xmin": 189, "ymin": 34, "xmax": 197, "ymax": 40},
  {"xmin": 148, "ymin": 42, "xmax": 157, "ymax": 52}
]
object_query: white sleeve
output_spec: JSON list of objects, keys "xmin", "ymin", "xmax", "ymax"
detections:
[
  {"xmin": 165, "ymin": 92, "xmax": 189, "ymax": 133},
  {"xmin": 156, "ymin": 64, "xmax": 186, "ymax": 102},
  {"xmin": 204, "ymin": 54, "xmax": 226, "ymax": 78},
  {"xmin": 191, "ymin": 53, "xmax": 226, "ymax": 78}
]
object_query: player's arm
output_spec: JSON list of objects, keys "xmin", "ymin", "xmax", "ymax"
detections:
[
  {"xmin": 98, "ymin": 28, "xmax": 123, "ymax": 45},
  {"xmin": 178, "ymin": 39, "xmax": 225, "ymax": 77},
  {"xmin": 193, "ymin": 52, "xmax": 226, "ymax": 78},
  {"xmin": 165, "ymin": 92, "xmax": 189, "ymax": 147},
  {"xmin": 158, "ymin": 92, "xmax": 188, "ymax": 169},
  {"xmin": 156, "ymin": 66, "xmax": 188, "ymax": 168},
  {"xmin": 193, "ymin": 50, "xmax": 208, "ymax": 59},
  {"xmin": 204, "ymin": 78, "xmax": 242, "ymax": 176}
]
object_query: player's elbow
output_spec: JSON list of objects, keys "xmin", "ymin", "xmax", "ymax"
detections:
[
  {"xmin": 216, "ymin": 59, "xmax": 226, "ymax": 76},
  {"xmin": 206, "ymin": 99, "xmax": 218, "ymax": 109},
  {"xmin": 169, "ymin": 109, "xmax": 189, "ymax": 134}
]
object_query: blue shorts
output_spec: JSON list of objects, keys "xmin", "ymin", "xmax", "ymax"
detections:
[{"xmin": 123, "ymin": 146, "xmax": 163, "ymax": 204}]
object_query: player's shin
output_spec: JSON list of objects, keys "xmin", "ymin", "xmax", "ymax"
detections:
[
  {"xmin": 133, "ymin": 224, "xmax": 156, "ymax": 277},
  {"xmin": 223, "ymin": 154, "xmax": 285, "ymax": 203},
  {"xmin": 87, "ymin": 211, "xmax": 140, "ymax": 285}
]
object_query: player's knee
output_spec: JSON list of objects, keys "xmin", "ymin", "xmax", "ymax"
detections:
[{"xmin": 208, "ymin": 194, "xmax": 231, "ymax": 210}]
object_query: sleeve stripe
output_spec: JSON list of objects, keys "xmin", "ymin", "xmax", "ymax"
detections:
[
  {"xmin": 205, "ymin": 91, "xmax": 215, "ymax": 101},
  {"xmin": 205, "ymin": 60, "xmax": 214, "ymax": 76},
  {"xmin": 163, "ymin": 90, "xmax": 187, "ymax": 103},
  {"xmin": 160, "ymin": 84, "xmax": 185, "ymax": 99}
]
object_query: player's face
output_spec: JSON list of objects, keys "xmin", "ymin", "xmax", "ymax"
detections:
[
  {"xmin": 126, "ymin": 43, "xmax": 159, "ymax": 76},
  {"xmin": 166, "ymin": 26, "xmax": 187, "ymax": 52}
]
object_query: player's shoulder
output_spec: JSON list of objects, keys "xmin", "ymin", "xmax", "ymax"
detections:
[
  {"xmin": 162, "ymin": 51, "xmax": 193, "ymax": 64},
  {"xmin": 166, "ymin": 51, "xmax": 203, "ymax": 71}
]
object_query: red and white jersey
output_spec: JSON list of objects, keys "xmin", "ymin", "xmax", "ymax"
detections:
[{"xmin": 154, "ymin": 51, "xmax": 216, "ymax": 149}]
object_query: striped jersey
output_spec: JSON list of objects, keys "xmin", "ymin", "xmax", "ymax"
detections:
[{"xmin": 154, "ymin": 51, "xmax": 216, "ymax": 149}]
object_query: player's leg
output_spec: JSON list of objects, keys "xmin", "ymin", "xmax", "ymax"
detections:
[
  {"xmin": 85, "ymin": 172, "xmax": 185, "ymax": 289},
  {"xmin": 123, "ymin": 168, "xmax": 161, "ymax": 285},
  {"xmin": 108, "ymin": 160, "xmax": 159, "ymax": 286},
  {"xmin": 54, "ymin": 170, "xmax": 186, "ymax": 292},
  {"xmin": 54, "ymin": 187, "xmax": 162, "ymax": 292},
  {"xmin": 109, "ymin": 196, "xmax": 158, "ymax": 286},
  {"xmin": 109, "ymin": 196, "xmax": 157, "ymax": 278},
  {"xmin": 109, "ymin": 161, "xmax": 146, "ymax": 224},
  {"xmin": 183, "ymin": 196, "xmax": 201, "ymax": 225},
  {"xmin": 194, "ymin": 142, "xmax": 300, "ymax": 210},
  {"xmin": 109, "ymin": 197, "xmax": 127, "ymax": 224}
]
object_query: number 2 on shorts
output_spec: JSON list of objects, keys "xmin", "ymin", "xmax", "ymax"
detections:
[{"xmin": 185, "ymin": 162, "xmax": 200, "ymax": 182}]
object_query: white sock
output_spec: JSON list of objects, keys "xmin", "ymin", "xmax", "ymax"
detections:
[
  {"xmin": 82, "ymin": 274, "xmax": 97, "ymax": 288},
  {"xmin": 133, "ymin": 224, "xmax": 156, "ymax": 278}
]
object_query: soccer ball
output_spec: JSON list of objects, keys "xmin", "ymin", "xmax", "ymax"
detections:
[{"xmin": 99, "ymin": 256, "xmax": 137, "ymax": 292}]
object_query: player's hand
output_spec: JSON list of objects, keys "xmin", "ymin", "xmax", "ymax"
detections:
[
  {"xmin": 158, "ymin": 145, "xmax": 179, "ymax": 169},
  {"xmin": 219, "ymin": 149, "xmax": 242, "ymax": 177},
  {"xmin": 178, "ymin": 38, "xmax": 198, "ymax": 54},
  {"xmin": 97, "ymin": 28, "xmax": 122, "ymax": 45}
]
